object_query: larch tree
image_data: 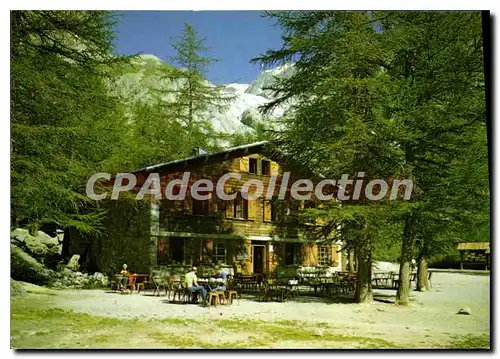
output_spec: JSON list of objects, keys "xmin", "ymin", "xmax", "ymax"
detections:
[
  {"xmin": 162, "ymin": 23, "xmax": 234, "ymax": 129},
  {"xmin": 252, "ymin": 11, "xmax": 402, "ymax": 303},
  {"xmin": 252, "ymin": 11, "xmax": 487, "ymax": 304},
  {"xmin": 11, "ymin": 10, "xmax": 131, "ymax": 235}
]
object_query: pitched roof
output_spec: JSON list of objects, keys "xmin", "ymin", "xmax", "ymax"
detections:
[
  {"xmin": 134, "ymin": 141, "xmax": 269, "ymax": 173},
  {"xmin": 456, "ymin": 242, "xmax": 490, "ymax": 252}
]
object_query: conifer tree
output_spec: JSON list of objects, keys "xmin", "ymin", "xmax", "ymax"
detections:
[
  {"xmin": 164, "ymin": 23, "xmax": 234, "ymax": 128},
  {"xmin": 11, "ymin": 10, "xmax": 130, "ymax": 234},
  {"xmin": 253, "ymin": 11, "xmax": 487, "ymax": 304}
]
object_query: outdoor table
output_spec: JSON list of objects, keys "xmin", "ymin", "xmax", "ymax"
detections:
[
  {"xmin": 372, "ymin": 272, "xmax": 394, "ymax": 288},
  {"xmin": 131, "ymin": 273, "xmax": 149, "ymax": 292},
  {"xmin": 261, "ymin": 282, "xmax": 287, "ymax": 302},
  {"xmin": 235, "ymin": 276, "xmax": 259, "ymax": 291}
]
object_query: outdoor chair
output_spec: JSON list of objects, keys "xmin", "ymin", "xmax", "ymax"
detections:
[
  {"xmin": 225, "ymin": 290, "xmax": 239, "ymax": 305},
  {"xmin": 216, "ymin": 291, "xmax": 226, "ymax": 305},
  {"xmin": 171, "ymin": 281, "xmax": 196, "ymax": 304},
  {"xmin": 116, "ymin": 274, "xmax": 135, "ymax": 294},
  {"xmin": 206, "ymin": 290, "xmax": 226, "ymax": 307},
  {"xmin": 127, "ymin": 275, "xmax": 137, "ymax": 293},
  {"xmin": 135, "ymin": 276, "xmax": 149, "ymax": 293},
  {"xmin": 151, "ymin": 271, "xmax": 169, "ymax": 297},
  {"xmin": 225, "ymin": 279, "xmax": 240, "ymax": 305},
  {"xmin": 113, "ymin": 274, "xmax": 125, "ymax": 292}
]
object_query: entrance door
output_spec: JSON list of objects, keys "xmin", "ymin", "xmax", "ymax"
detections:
[{"xmin": 253, "ymin": 245, "xmax": 265, "ymax": 274}]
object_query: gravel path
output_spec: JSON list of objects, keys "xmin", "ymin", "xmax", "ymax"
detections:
[{"xmin": 54, "ymin": 272, "xmax": 490, "ymax": 348}]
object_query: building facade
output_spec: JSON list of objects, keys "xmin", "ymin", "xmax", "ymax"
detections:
[{"xmin": 77, "ymin": 142, "xmax": 343, "ymax": 276}]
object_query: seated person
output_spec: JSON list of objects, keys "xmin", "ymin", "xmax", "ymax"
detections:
[
  {"xmin": 120, "ymin": 263, "xmax": 129, "ymax": 275},
  {"xmin": 184, "ymin": 266, "xmax": 207, "ymax": 303},
  {"xmin": 119, "ymin": 263, "xmax": 129, "ymax": 290},
  {"xmin": 210, "ymin": 266, "xmax": 228, "ymax": 292}
]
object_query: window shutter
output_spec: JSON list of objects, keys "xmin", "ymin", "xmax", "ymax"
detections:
[
  {"xmin": 240, "ymin": 157, "xmax": 249, "ymax": 172},
  {"xmin": 210, "ymin": 194, "xmax": 218, "ymax": 214},
  {"xmin": 225, "ymin": 199, "xmax": 234, "ymax": 218},
  {"xmin": 248, "ymin": 198, "xmax": 257, "ymax": 220},
  {"xmin": 270, "ymin": 161, "xmax": 279, "ymax": 175},
  {"xmin": 263, "ymin": 200, "xmax": 272, "ymax": 222}
]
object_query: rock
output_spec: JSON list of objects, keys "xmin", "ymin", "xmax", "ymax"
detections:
[
  {"xmin": 10, "ymin": 279, "xmax": 27, "ymax": 297},
  {"xmin": 458, "ymin": 307, "xmax": 471, "ymax": 315},
  {"xmin": 93, "ymin": 272, "xmax": 108, "ymax": 287},
  {"xmin": 313, "ymin": 329, "xmax": 324, "ymax": 337},
  {"xmin": 55, "ymin": 229, "xmax": 64, "ymax": 243},
  {"xmin": 66, "ymin": 255, "xmax": 80, "ymax": 272},
  {"xmin": 10, "ymin": 228, "xmax": 62, "ymax": 266},
  {"xmin": 10, "ymin": 228, "xmax": 30, "ymax": 244},
  {"xmin": 10, "ymin": 245, "xmax": 53, "ymax": 285}
]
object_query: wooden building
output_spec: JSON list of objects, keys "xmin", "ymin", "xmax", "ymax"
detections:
[
  {"xmin": 456, "ymin": 242, "xmax": 490, "ymax": 270},
  {"xmin": 91, "ymin": 141, "xmax": 343, "ymax": 276}
]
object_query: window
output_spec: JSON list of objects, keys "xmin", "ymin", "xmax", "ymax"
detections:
[
  {"xmin": 213, "ymin": 240, "xmax": 227, "ymax": 264},
  {"xmin": 271, "ymin": 199, "xmax": 284, "ymax": 222},
  {"xmin": 227, "ymin": 194, "xmax": 248, "ymax": 219},
  {"xmin": 249, "ymin": 158, "xmax": 258, "ymax": 174},
  {"xmin": 261, "ymin": 160, "xmax": 270, "ymax": 175},
  {"xmin": 317, "ymin": 245, "xmax": 332, "ymax": 266},
  {"xmin": 157, "ymin": 238, "xmax": 169, "ymax": 265},
  {"xmin": 285, "ymin": 243, "xmax": 301, "ymax": 265},
  {"xmin": 192, "ymin": 198, "xmax": 209, "ymax": 215},
  {"xmin": 234, "ymin": 195, "xmax": 248, "ymax": 219},
  {"xmin": 170, "ymin": 238, "xmax": 185, "ymax": 264}
]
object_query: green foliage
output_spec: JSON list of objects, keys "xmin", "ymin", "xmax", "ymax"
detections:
[
  {"xmin": 166, "ymin": 23, "xmax": 234, "ymax": 126},
  {"xmin": 10, "ymin": 14, "xmax": 232, "ymax": 238},
  {"xmin": 11, "ymin": 279, "xmax": 28, "ymax": 298},
  {"xmin": 11, "ymin": 11, "xmax": 130, "ymax": 233}
]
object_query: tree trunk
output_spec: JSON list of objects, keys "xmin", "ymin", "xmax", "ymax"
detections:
[
  {"xmin": 347, "ymin": 248, "xmax": 355, "ymax": 273},
  {"xmin": 396, "ymin": 215, "xmax": 415, "ymax": 305},
  {"xmin": 416, "ymin": 255, "xmax": 430, "ymax": 291},
  {"xmin": 61, "ymin": 228, "xmax": 71, "ymax": 260},
  {"xmin": 355, "ymin": 236, "xmax": 372, "ymax": 303}
]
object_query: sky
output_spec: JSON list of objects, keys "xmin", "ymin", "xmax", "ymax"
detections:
[{"xmin": 112, "ymin": 11, "xmax": 284, "ymax": 84}]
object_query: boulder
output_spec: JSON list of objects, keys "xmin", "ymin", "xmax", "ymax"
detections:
[
  {"xmin": 10, "ymin": 228, "xmax": 30, "ymax": 244},
  {"xmin": 11, "ymin": 244, "xmax": 53, "ymax": 285},
  {"xmin": 458, "ymin": 307, "xmax": 471, "ymax": 315},
  {"xmin": 10, "ymin": 228, "xmax": 62, "ymax": 265},
  {"xmin": 66, "ymin": 254, "xmax": 80, "ymax": 272},
  {"xmin": 93, "ymin": 272, "xmax": 108, "ymax": 287}
]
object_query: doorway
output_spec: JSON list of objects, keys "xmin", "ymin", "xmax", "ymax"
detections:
[{"xmin": 253, "ymin": 245, "xmax": 265, "ymax": 274}]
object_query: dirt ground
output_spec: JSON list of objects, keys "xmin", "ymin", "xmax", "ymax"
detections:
[
  {"xmin": 35, "ymin": 271, "xmax": 488, "ymax": 348},
  {"xmin": 11, "ymin": 271, "xmax": 490, "ymax": 348}
]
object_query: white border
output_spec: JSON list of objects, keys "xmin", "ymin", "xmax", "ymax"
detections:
[{"xmin": 2, "ymin": 4, "xmax": 497, "ymax": 359}]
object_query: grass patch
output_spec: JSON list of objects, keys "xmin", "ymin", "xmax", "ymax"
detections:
[{"xmin": 446, "ymin": 334, "xmax": 490, "ymax": 349}]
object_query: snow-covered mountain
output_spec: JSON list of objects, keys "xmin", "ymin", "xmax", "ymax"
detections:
[{"xmin": 111, "ymin": 54, "xmax": 294, "ymax": 134}]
